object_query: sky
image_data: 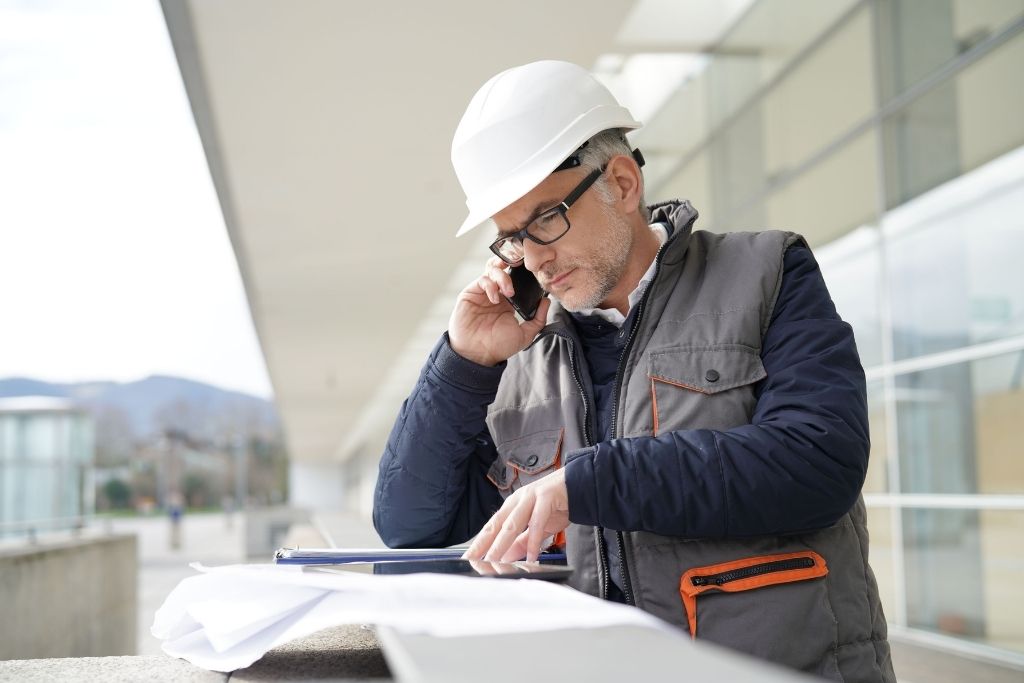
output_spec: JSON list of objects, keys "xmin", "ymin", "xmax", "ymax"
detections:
[{"xmin": 0, "ymin": 0, "xmax": 273, "ymax": 398}]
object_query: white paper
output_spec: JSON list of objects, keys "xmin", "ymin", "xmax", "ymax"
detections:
[{"xmin": 152, "ymin": 563, "xmax": 675, "ymax": 672}]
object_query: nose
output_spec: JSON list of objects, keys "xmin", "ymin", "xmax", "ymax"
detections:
[{"xmin": 522, "ymin": 239, "xmax": 554, "ymax": 275}]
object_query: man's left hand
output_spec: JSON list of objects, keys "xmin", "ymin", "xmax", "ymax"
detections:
[{"xmin": 462, "ymin": 468, "xmax": 570, "ymax": 563}]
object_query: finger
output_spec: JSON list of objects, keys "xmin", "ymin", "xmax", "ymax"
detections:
[
  {"xmin": 520, "ymin": 296, "xmax": 550, "ymax": 335},
  {"xmin": 468, "ymin": 559, "xmax": 497, "ymax": 575},
  {"xmin": 487, "ymin": 264, "xmax": 514, "ymax": 297},
  {"xmin": 485, "ymin": 255, "xmax": 507, "ymax": 272},
  {"xmin": 491, "ymin": 559, "xmax": 520, "ymax": 575},
  {"xmin": 476, "ymin": 275, "xmax": 501, "ymax": 305},
  {"xmin": 484, "ymin": 499, "xmax": 533, "ymax": 562},
  {"xmin": 524, "ymin": 505, "xmax": 551, "ymax": 563},
  {"xmin": 499, "ymin": 528, "xmax": 531, "ymax": 564},
  {"xmin": 462, "ymin": 502, "xmax": 510, "ymax": 559}
]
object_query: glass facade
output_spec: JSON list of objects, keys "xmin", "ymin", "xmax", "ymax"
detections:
[
  {"xmin": 0, "ymin": 402, "xmax": 95, "ymax": 537},
  {"xmin": 630, "ymin": 0, "xmax": 1024, "ymax": 663}
]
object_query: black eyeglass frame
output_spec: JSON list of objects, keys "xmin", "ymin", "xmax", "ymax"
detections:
[{"xmin": 488, "ymin": 165, "xmax": 605, "ymax": 265}]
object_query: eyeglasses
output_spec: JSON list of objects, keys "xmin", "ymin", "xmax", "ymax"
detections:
[{"xmin": 488, "ymin": 166, "xmax": 605, "ymax": 265}]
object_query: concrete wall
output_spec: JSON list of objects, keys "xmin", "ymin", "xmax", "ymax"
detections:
[
  {"xmin": 0, "ymin": 534, "xmax": 137, "ymax": 659},
  {"xmin": 244, "ymin": 506, "xmax": 310, "ymax": 560}
]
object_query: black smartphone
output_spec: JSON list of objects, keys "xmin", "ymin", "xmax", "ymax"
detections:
[{"xmin": 507, "ymin": 265, "xmax": 546, "ymax": 321}]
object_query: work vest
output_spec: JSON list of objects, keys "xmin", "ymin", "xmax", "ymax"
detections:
[{"xmin": 484, "ymin": 200, "xmax": 895, "ymax": 682}]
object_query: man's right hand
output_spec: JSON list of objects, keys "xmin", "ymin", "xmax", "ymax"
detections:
[{"xmin": 448, "ymin": 256, "xmax": 551, "ymax": 367}]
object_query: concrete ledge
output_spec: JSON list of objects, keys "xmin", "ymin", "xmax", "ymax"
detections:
[
  {"xmin": 0, "ymin": 534, "xmax": 137, "ymax": 659},
  {"xmin": 0, "ymin": 625, "xmax": 390, "ymax": 682},
  {"xmin": 0, "ymin": 655, "xmax": 225, "ymax": 682},
  {"xmin": 230, "ymin": 625, "xmax": 390, "ymax": 681}
]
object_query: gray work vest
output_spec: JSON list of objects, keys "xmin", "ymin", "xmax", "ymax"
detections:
[{"xmin": 484, "ymin": 201, "xmax": 895, "ymax": 682}]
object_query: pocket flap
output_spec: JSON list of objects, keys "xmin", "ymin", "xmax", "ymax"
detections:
[
  {"xmin": 649, "ymin": 345, "xmax": 766, "ymax": 395},
  {"xmin": 500, "ymin": 429, "xmax": 563, "ymax": 475},
  {"xmin": 486, "ymin": 458, "xmax": 514, "ymax": 491}
]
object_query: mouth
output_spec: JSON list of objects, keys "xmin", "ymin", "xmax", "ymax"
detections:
[{"xmin": 544, "ymin": 269, "xmax": 575, "ymax": 290}]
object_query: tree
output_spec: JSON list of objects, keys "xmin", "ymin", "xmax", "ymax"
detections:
[{"xmin": 103, "ymin": 478, "xmax": 133, "ymax": 510}]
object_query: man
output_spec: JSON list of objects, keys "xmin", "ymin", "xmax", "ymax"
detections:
[{"xmin": 373, "ymin": 60, "xmax": 895, "ymax": 682}]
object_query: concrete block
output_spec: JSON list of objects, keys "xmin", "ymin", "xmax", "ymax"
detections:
[{"xmin": 0, "ymin": 535, "xmax": 137, "ymax": 659}]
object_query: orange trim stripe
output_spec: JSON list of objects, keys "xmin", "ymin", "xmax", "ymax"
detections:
[
  {"xmin": 649, "ymin": 374, "xmax": 711, "ymax": 395},
  {"xmin": 550, "ymin": 428, "xmax": 567, "ymax": 551},
  {"xmin": 650, "ymin": 378, "xmax": 659, "ymax": 437}
]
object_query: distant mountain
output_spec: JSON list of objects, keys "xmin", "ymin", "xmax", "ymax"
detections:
[{"xmin": 0, "ymin": 375, "xmax": 278, "ymax": 442}]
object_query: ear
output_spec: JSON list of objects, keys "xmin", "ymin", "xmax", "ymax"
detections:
[{"xmin": 606, "ymin": 154, "xmax": 644, "ymax": 217}]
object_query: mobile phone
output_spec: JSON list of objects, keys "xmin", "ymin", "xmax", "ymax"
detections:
[{"xmin": 507, "ymin": 265, "xmax": 546, "ymax": 321}]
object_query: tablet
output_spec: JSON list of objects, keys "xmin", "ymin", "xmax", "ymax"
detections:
[{"xmin": 303, "ymin": 558, "xmax": 573, "ymax": 581}]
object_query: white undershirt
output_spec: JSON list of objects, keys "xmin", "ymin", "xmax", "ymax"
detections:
[{"xmin": 574, "ymin": 223, "xmax": 669, "ymax": 327}]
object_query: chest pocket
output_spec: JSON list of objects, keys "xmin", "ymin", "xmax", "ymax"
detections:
[
  {"xmin": 486, "ymin": 428, "xmax": 563, "ymax": 498},
  {"xmin": 647, "ymin": 345, "xmax": 766, "ymax": 434}
]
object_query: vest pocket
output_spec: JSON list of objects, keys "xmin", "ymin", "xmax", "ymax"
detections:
[
  {"xmin": 647, "ymin": 345, "xmax": 766, "ymax": 433},
  {"xmin": 678, "ymin": 550, "xmax": 830, "ymax": 640},
  {"xmin": 486, "ymin": 428, "xmax": 563, "ymax": 496}
]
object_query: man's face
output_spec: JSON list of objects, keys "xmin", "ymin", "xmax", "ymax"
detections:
[{"xmin": 493, "ymin": 169, "xmax": 633, "ymax": 312}]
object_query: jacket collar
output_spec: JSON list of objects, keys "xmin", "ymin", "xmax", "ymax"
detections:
[{"xmin": 648, "ymin": 199, "xmax": 698, "ymax": 266}]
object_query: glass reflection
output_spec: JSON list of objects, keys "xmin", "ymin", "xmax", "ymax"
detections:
[
  {"xmin": 903, "ymin": 508, "xmax": 1024, "ymax": 654},
  {"xmin": 897, "ymin": 352, "xmax": 1024, "ymax": 495},
  {"xmin": 886, "ymin": 179, "xmax": 1024, "ymax": 361}
]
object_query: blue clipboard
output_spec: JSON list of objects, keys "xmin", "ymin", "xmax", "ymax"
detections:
[{"xmin": 274, "ymin": 547, "xmax": 567, "ymax": 565}]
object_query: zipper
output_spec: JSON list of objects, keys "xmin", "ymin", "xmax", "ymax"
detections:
[
  {"xmin": 546, "ymin": 329, "xmax": 594, "ymax": 447},
  {"xmin": 689, "ymin": 556, "xmax": 815, "ymax": 587},
  {"xmin": 545, "ymin": 328, "xmax": 608, "ymax": 597},
  {"xmin": 596, "ymin": 526, "xmax": 611, "ymax": 600},
  {"xmin": 606, "ymin": 222, "xmax": 682, "ymax": 606}
]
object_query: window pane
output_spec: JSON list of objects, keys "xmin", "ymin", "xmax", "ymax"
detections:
[
  {"xmin": 904, "ymin": 508, "xmax": 985, "ymax": 638},
  {"xmin": 904, "ymin": 508, "xmax": 1024, "ymax": 654},
  {"xmin": 957, "ymin": 24, "xmax": 1024, "ymax": 173},
  {"xmin": 763, "ymin": 5, "xmax": 873, "ymax": 182},
  {"xmin": 979, "ymin": 510, "xmax": 1024, "ymax": 654},
  {"xmin": 897, "ymin": 352, "xmax": 1024, "ymax": 495},
  {"xmin": 24, "ymin": 415, "xmax": 57, "ymax": 461},
  {"xmin": 636, "ymin": 70, "xmax": 711, "ymax": 171},
  {"xmin": 708, "ymin": 101, "xmax": 767, "ymax": 224},
  {"xmin": 656, "ymin": 152, "xmax": 713, "ymax": 228},
  {"xmin": 953, "ymin": 0, "xmax": 1024, "ymax": 52},
  {"xmin": 882, "ymin": 29, "xmax": 1024, "ymax": 209},
  {"xmin": 877, "ymin": 0, "xmax": 960, "ymax": 103},
  {"xmin": 864, "ymin": 380, "xmax": 889, "ymax": 493},
  {"xmin": 817, "ymin": 226, "xmax": 884, "ymax": 368},
  {"xmin": 974, "ymin": 353, "xmax": 1024, "ymax": 495},
  {"xmin": 886, "ymin": 171, "xmax": 1024, "ymax": 360},
  {"xmin": 766, "ymin": 130, "xmax": 878, "ymax": 246},
  {"xmin": 709, "ymin": 0, "xmax": 859, "ymax": 127},
  {"xmin": 865, "ymin": 505, "xmax": 897, "ymax": 616}
]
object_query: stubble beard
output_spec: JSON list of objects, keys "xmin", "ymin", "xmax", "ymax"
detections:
[{"xmin": 550, "ymin": 206, "xmax": 634, "ymax": 312}]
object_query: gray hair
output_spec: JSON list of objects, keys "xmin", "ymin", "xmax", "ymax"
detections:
[{"xmin": 576, "ymin": 128, "xmax": 649, "ymax": 222}]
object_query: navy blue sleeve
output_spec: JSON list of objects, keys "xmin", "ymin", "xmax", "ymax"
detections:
[
  {"xmin": 564, "ymin": 244, "xmax": 869, "ymax": 537},
  {"xmin": 373, "ymin": 334, "xmax": 505, "ymax": 547}
]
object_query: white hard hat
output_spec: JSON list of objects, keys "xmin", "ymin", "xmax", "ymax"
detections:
[{"xmin": 451, "ymin": 60, "xmax": 642, "ymax": 237}]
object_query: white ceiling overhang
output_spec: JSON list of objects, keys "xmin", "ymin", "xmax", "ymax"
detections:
[{"xmin": 160, "ymin": 1, "xmax": 639, "ymax": 463}]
